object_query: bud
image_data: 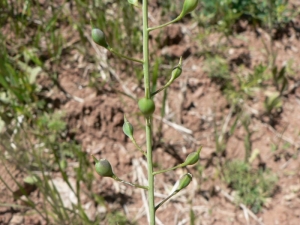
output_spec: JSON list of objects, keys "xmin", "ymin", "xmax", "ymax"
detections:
[
  {"xmin": 175, "ymin": 173, "xmax": 193, "ymax": 192},
  {"xmin": 123, "ymin": 115, "xmax": 134, "ymax": 139},
  {"xmin": 91, "ymin": 28, "xmax": 109, "ymax": 48},
  {"xmin": 93, "ymin": 156, "xmax": 114, "ymax": 178},
  {"xmin": 182, "ymin": 147, "xmax": 202, "ymax": 166},
  {"xmin": 170, "ymin": 57, "xmax": 182, "ymax": 81},
  {"xmin": 179, "ymin": 0, "xmax": 198, "ymax": 18}
]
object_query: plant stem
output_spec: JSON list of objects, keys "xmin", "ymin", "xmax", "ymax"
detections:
[
  {"xmin": 109, "ymin": 48, "xmax": 144, "ymax": 64},
  {"xmin": 148, "ymin": 17, "xmax": 181, "ymax": 32},
  {"xmin": 155, "ymin": 191, "xmax": 178, "ymax": 211},
  {"xmin": 131, "ymin": 137, "xmax": 147, "ymax": 157},
  {"xmin": 153, "ymin": 164, "xmax": 183, "ymax": 175},
  {"xmin": 142, "ymin": 1, "xmax": 155, "ymax": 224},
  {"xmin": 113, "ymin": 176, "xmax": 148, "ymax": 190},
  {"xmin": 151, "ymin": 78, "xmax": 173, "ymax": 97}
]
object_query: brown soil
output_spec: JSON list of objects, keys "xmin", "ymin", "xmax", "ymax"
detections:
[{"xmin": 1, "ymin": 1, "xmax": 300, "ymax": 225}]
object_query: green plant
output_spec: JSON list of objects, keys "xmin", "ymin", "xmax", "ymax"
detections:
[
  {"xmin": 198, "ymin": 0, "xmax": 292, "ymax": 34},
  {"xmin": 223, "ymin": 160, "xmax": 277, "ymax": 213},
  {"xmin": 91, "ymin": 1, "xmax": 201, "ymax": 224},
  {"xmin": 1, "ymin": 0, "xmax": 163, "ymax": 223},
  {"xmin": 263, "ymin": 91, "xmax": 283, "ymax": 115}
]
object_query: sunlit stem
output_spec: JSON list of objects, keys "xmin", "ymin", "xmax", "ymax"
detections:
[
  {"xmin": 108, "ymin": 48, "xmax": 144, "ymax": 64},
  {"xmin": 113, "ymin": 175, "xmax": 148, "ymax": 190},
  {"xmin": 151, "ymin": 77, "xmax": 174, "ymax": 97},
  {"xmin": 151, "ymin": 57, "xmax": 182, "ymax": 97},
  {"xmin": 155, "ymin": 191, "xmax": 179, "ymax": 211},
  {"xmin": 130, "ymin": 137, "xmax": 147, "ymax": 157},
  {"xmin": 153, "ymin": 163, "xmax": 185, "ymax": 176},
  {"xmin": 148, "ymin": 17, "xmax": 182, "ymax": 32}
]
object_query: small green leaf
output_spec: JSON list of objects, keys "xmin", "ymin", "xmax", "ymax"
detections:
[{"xmin": 24, "ymin": 175, "xmax": 38, "ymax": 185}]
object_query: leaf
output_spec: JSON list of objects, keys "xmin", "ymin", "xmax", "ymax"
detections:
[{"xmin": 24, "ymin": 175, "xmax": 38, "ymax": 185}]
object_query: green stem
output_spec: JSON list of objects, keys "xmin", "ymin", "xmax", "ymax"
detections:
[
  {"xmin": 146, "ymin": 117, "xmax": 155, "ymax": 224},
  {"xmin": 143, "ymin": 1, "xmax": 155, "ymax": 223},
  {"xmin": 130, "ymin": 137, "xmax": 147, "ymax": 157},
  {"xmin": 153, "ymin": 164, "xmax": 184, "ymax": 176},
  {"xmin": 109, "ymin": 48, "xmax": 144, "ymax": 64},
  {"xmin": 148, "ymin": 17, "xmax": 181, "ymax": 32},
  {"xmin": 155, "ymin": 191, "xmax": 178, "ymax": 211},
  {"xmin": 113, "ymin": 175, "xmax": 148, "ymax": 190},
  {"xmin": 151, "ymin": 78, "xmax": 173, "ymax": 97}
]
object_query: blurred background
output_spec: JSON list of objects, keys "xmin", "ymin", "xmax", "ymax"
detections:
[{"xmin": 0, "ymin": 0, "xmax": 300, "ymax": 224}]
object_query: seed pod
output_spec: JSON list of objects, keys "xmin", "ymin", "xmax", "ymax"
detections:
[
  {"xmin": 179, "ymin": 0, "xmax": 198, "ymax": 18},
  {"xmin": 170, "ymin": 57, "xmax": 182, "ymax": 81},
  {"xmin": 123, "ymin": 115, "xmax": 134, "ymax": 139},
  {"xmin": 183, "ymin": 147, "xmax": 202, "ymax": 166},
  {"xmin": 93, "ymin": 156, "xmax": 114, "ymax": 178},
  {"xmin": 91, "ymin": 28, "xmax": 109, "ymax": 48},
  {"xmin": 175, "ymin": 173, "xmax": 193, "ymax": 192},
  {"xmin": 138, "ymin": 97, "xmax": 155, "ymax": 117}
]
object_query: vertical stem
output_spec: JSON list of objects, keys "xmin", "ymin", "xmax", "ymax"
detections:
[
  {"xmin": 142, "ymin": 0, "xmax": 155, "ymax": 224},
  {"xmin": 146, "ymin": 118, "xmax": 155, "ymax": 225},
  {"xmin": 143, "ymin": 0, "xmax": 150, "ymax": 99}
]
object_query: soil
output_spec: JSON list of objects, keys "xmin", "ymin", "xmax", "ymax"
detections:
[{"xmin": 1, "ymin": 1, "xmax": 300, "ymax": 225}]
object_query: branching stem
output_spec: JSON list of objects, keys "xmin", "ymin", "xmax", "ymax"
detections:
[
  {"xmin": 153, "ymin": 164, "xmax": 185, "ymax": 176},
  {"xmin": 148, "ymin": 17, "xmax": 181, "ymax": 32},
  {"xmin": 130, "ymin": 137, "xmax": 147, "ymax": 157},
  {"xmin": 109, "ymin": 48, "xmax": 144, "ymax": 64},
  {"xmin": 113, "ymin": 175, "xmax": 148, "ymax": 190},
  {"xmin": 142, "ymin": 1, "xmax": 155, "ymax": 224}
]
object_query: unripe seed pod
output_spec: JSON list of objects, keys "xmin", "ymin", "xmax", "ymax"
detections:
[
  {"xmin": 91, "ymin": 28, "xmax": 109, "ymax": 48},
  {"xmin": 138, "ymin": 98, "xmax": 155, "ymax": 117},
  {"xmin": 171, "ymin": 57, "xmax": 183, "ymax": 81},
  {"xmin": 176, "ymin": 173, "xmax": 193, "ymax": 192},
  {"xmin": 179, "ymin": 0, "xmax": 198, "ymax": 18},
  {"xmin": 183, "ymin": 147, "xmax": 202, "ymax": 166},
  {"xmin": 123, "ymin": 115, "xmax": 134, "ymax": 139},
  {"xmin": 93, "ymin": 156, "xmax": 114, "ymax": 178}
]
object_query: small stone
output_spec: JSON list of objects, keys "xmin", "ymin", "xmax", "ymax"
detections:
[{"xmin": 9, "ymin": 214, "xmax": 24, "ymax": 225}]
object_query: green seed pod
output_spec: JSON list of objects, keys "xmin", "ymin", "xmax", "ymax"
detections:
[
  {"xmin": 176, "ymin": 173, "xmax": 193, "ymax": 192},
  {"xmin": 93, "ymin": 156, "xmax": 114, "ymax": 178},
  {"xmin": 183, "ymin": 147, "xmax": 202, "ymax": 166},
  {"xmin": 91, "ymin": 28, "xmax": 109, "ymax": 48},
  {"xmin": 123, "ymin": 115, "xmax": 134, "ymax": 139},
  {"xmin": 170, "ymin": 57, "xmax": 183, "ymax": 81},
  {"xmin": 179, "ymin": 0, "xmax": 198, "ymax": 18},
  {"xmin": 138, "ymin": 98, "xmax": 155, "ymax": 117}
]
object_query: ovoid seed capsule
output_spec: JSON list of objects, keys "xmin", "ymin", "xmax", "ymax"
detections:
[
  {"xmin": 176, "ymin": 173, "xmax": 193, "ymax": 192},
  {"xmin": 171, "ymin": 65, "xmax": 182, "ymax": 81},
  {"xmin": 123, "ymin": 116, "xmax": 134, "ymax": 139},
  {"xmin": 183, "ymin": 147, "xmax": 202, "ymax": 166},
  {"xmin": 94, "ymin": 158, "xmax": 114, "ymax": 178},
  {"xmin": 91, "ymin": 28, "xmax": 109, "ymax": 48},
  {"xmin": 138, "ymin": 98, "xmax": 155, "ymax": 117},
  {"xmin": 179, "ymin": 0, "xmax": 199, "ymax": 18}
]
